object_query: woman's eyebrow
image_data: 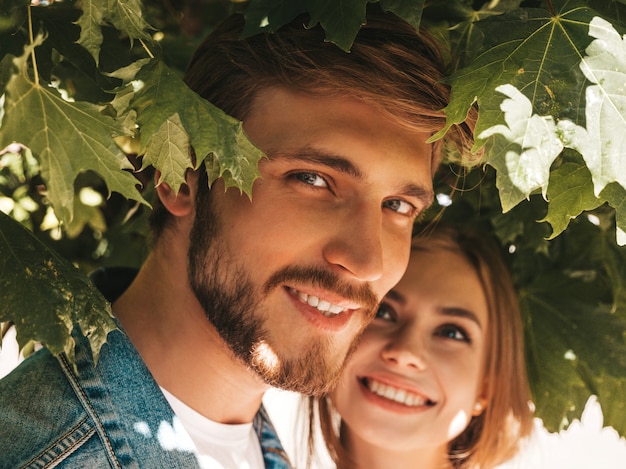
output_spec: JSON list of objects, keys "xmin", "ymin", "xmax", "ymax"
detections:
[
  {"xmin": 384, "ymin": 289, "xmax": 406, "ymax": 305},
  {"xmin": 440, "ymin": 307, "xmax": 483, "ymax": 330}
]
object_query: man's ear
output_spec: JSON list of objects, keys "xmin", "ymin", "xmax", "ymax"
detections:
[{"xmin": 154, "ymin": 170, "xmax": 197, "ymax": 217}]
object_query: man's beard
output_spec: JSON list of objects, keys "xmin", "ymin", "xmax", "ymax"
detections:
[{"xmin": 188, "ymin": 192, "xmax": 377, "ymax": 396}]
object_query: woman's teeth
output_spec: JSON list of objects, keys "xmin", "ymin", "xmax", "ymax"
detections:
[{"xmin": 365, "ymin": 378, "xmax": 433, "ymax": 407}]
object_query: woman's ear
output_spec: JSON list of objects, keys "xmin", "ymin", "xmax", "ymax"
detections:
[
  {"xmin": 154, "ymin": 170, "xmax": 197, "ymax": 217},
  {"xmin": 472, "ymin": 397, "xmax": 488, "ymax": 416},
  {"xmin": 472, "ymin": 379, "xmax": 489, "ymax": 416}
]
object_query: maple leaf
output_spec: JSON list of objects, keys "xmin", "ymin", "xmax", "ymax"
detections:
[
  {"xmin": 379, "ymin": 0, "xmax": 424, "ymax": 31},
  {"xmin": 130, "ymin": 59, "xmax": 265, "ymax": 196},
  {"xmin": 540, "ymin": 161, "xmax": 604, "ymax": 240},
  {"xmin": 76, "ymin": 0, "xmax": 153, "ymax": 65},
  {"xmin": 601, "ymin": 182, "xmax": 626, "ymax": 246},
  {"xmin": 435, "ymin": 2, "xmax": 595, "ymax": 143},
  {"xmin": 578, "ymin": 16, "xmax": 626, "ymax": 196},
  {"xmin": 242, "ymin": 0, "xmax": 424, "ymax": 52},
  {"xmin": 522, "ymin": 269, "xmax": 626, "ymax": 435},
  {"xmin": 0, "ymin": 210, "xmax": 117, "ymax": 366},
  {"xmin": 479, "ymin": 84, "xmax": 563, "ymax": 211},
  {"xmin": 0, "ymin": 43, "xmax": 146, "ymax": 225}
]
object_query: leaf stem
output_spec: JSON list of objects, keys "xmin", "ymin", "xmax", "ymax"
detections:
[
  {"xmin": 27, "ymin": 5, "xmax": 40, "ymax": 86},
  {"xmin": 139, "ymin": 39, "xmax": 155, "ymax": 59},
  {"xmin": 546, "ymin": 0, "xmax": 555, "ymax": 15}
]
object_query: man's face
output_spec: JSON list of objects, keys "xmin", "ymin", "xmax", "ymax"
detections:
[{"xmin": 189, "ymin": 86, "xmax": 434, "ymax": 395}]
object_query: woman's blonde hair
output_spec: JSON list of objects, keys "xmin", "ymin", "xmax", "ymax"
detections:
[{"xmin": 312, "ymin": 225, "xmax": 534, "ymax": 469}]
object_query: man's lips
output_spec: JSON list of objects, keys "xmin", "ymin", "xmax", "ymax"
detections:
[
  {"xmin": 287, "ymin": 287, "xmax": 361, "ymax": 317},
  {"xmin": 285, "ymin": 286, "xmax": 364, "ymax": 332}
]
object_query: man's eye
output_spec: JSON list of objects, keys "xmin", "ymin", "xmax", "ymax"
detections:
[
  {"xmin": 436, "ymin": 324, "xmax": 470, "ymax": 343},
  {"xmin": 374, "ymin": 303, "xmax": 396, "ymax": 322},
  {"xmin": 294, "ymin": 172, "xmax": 328, "ymax": 188},
  {"xmin": 383, "ymin": 198, "xmax": 415, "ymax": 216}
]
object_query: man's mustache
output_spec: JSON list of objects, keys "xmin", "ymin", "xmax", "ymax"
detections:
[{"xmin": 263, "ymin": 265, "xmax": 379, "ymax": 316}]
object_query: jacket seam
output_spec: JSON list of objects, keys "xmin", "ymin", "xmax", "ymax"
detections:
[
  {"xmin": 57, "ymin": 353, "xmax": 122, "ymax": 469},
  {"xmin": 22, "ymin": 416, "xmax": 96, "ymax": 469}
]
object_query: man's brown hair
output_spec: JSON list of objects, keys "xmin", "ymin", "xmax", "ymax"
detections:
[{"xmin": 150, "ymin": 7, "xmax": 476, "ymax": 239}]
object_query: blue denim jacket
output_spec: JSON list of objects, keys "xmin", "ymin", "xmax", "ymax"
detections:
[{"xmin": 0, "ymin": 269, "xmax": 292, "ymax": 469}]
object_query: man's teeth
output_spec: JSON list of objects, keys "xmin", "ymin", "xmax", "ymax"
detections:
[
  {"xmin": 366, "ymin": 379, "xmax": 431, "ymax": 407},
  {"xmin": 295, "ymin": 291, "xmax": 346, "ymax": 317}
]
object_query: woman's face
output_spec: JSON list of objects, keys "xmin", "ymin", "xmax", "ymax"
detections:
[{"xmin": 331, "ymin": 246, "xmax": 489, "ymax": 455}]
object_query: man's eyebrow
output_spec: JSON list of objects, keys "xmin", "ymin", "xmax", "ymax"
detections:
[
  {"xmin": 440, "ymin": 307, "xmax": 483, "ymax": 330},
  {"xmin": 269, "ymin": 147, "xmax": 434, "ymax": 205},
  {"xmin": 399, "ymin": 183, "xmax": 434, "ymax": 207},
  {"xmin": 268, "ymin": 148, "xmax": 363, "ymax": 180}
]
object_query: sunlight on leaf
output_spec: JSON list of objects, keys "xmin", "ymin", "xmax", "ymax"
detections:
[
  {"xmin": 437, "ymin": 4, "xmax": 595, "ymax": 143},
  {"xmin": 143, "ymin": 114, "xmax": 190, "ymax": 190},
  {"xmin": 130, "ymin": 59, "xmax": 265, "ymax": 196},
  {"xmin": 0, "ymin": 43, "xmax": 146, "ymax": 225},
  {"xmin": 579, "ymin": 16, "xmax": 626, "ymax": 196},
  {"xmin": 479, "ymin": 84, "xmax": 563, "ymax": 211}
]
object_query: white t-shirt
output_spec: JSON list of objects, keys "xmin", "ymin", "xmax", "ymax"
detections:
[{"xmin": 161, "ymin": 387, "xmax": 265, "ymax": 469}]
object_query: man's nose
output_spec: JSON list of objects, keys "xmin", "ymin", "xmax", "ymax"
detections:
[{"xmin": 322, "ymin": 203, "xmax": 384, "ymax": 283}]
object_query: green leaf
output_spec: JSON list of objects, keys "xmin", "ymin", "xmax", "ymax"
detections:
[
  {"xmin": 243, "ymin": 0, "xmax": 425, "ymax": 52},
  {"xmin": 64, "ymin": 190, "xmax": 107, "ymax": 239},
  {"xmin": 76, "ymin": 0, "xmax": 153, "ymax": 64},
  {"xmin": 522, "ymin": 271, "xmax": 626, "ymax": 434},
  {"xmin": 540, "ymin": 161, "xmax": 604, "ymax": 239},
  {"xmin": 601, "ymin": 182, "xmax": 626, "ymax": 246},
  {"xmin": 595, "ymin": 223, "xmax": 626, "ymax": 313},
  {"xmin": 479, "ymin": 84, "xmax": 563, "ymax": 211},
  {"xmin": 131, "ymin": 59, "xmax": 265, "ymax": 196},
  {"xmin": 305, "ymin": 0, "xmax": 369, "ymax": 52},
  {"xmin": 242, "ymin": 0, "xmax": 307, "ymax": 38},
  {"xmin": 0, "ymin": 44, "xmax": 146, "ymax": 225},
  {"xmin": 0, "ymin": 0, "xmax": 27, "ymax": 34},
  {"xmin": 423, "ymin": 0, "xmax": 524, "ymax": 69},
  {"xmin": 436, "ymin": 2, "xmax": 595, "ymax": 142},
  {"xmin": 379, "ymin": 0, "xmax": 424, "ymax": 31},
  {"xmin": 0, "ymin": 210, "xmax": 117, "ymax": 365},
  {"xmin": 578, "ymin": 16, "xmax": 626, "ymax": 196},
  {"xmin": 143, "ymin": 113, "xmax": 190, "ymax": 190}
]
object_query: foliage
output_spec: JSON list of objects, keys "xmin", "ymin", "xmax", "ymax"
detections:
[
  {"xmin": 0, "ymin": 210, "xmax": 116, "ymax": 367},
  {"xmin": 1, "ymin": 0, "xmax": 625, "ymax": 435}
]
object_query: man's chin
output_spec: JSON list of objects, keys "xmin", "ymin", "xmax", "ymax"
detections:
[
  {"xmin": 263, "ymin": 370, "xmax": 340, "ymax": 397},
  {"xmin": 249, "ymin": 342, "xmax": 343, "ymax": 396}
]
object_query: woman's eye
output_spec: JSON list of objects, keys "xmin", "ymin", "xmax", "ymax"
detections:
[
  {"xmin": 383, "ymin": 198, "xmax": 416, "ymax": 216},
  {"xmin": 374, "ymin": 303, "xmax": 396, "ymax": 322},
  {"xmin": 436, "ymin": 324, "xmax": 470, "ymax": 343},
  {"xmin": 294, "ymin": 172, "xmax": 328, "ymax": 188}
]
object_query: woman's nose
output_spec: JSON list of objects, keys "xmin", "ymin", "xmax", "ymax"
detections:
[{"xmin": 380, "ymin": 328, "xmax": 427, "ymax": 370}]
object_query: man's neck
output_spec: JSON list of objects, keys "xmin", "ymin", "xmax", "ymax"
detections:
[{"xmin": 113, "ymin": 247, "xmax": 268, "ymax": 425}]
